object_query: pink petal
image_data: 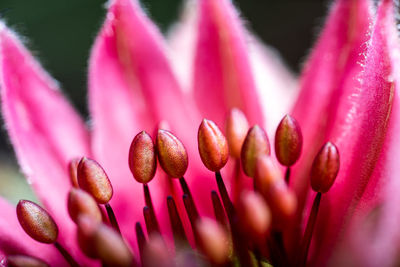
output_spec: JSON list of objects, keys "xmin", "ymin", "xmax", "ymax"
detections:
[
  {"xmin": 193, "ymin": 0, "xmax": 264, "ymax": 126},
  {"xmin": 89, "ymin": 0, "xmax": 206, "ymax": 249},
  {"xmin": 289, "ymin": 0, "xmax": 372, "ymax": 252},
  {"xmin": 0, "ymin": 22, "xmax": 92, "ymax": 264},
  {"xmin": 0, "ymin": 197, "xmax": 65, "ymax": 265},
  {"xmin": 329, "ymin": 1, "xmax": 400, "ymax": 266}
]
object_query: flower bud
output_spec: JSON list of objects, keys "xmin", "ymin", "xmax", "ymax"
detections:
[
  {"xmin": 16, "ymin": 200, "xmax": 58, "ymax": 244},
  {"xmin": 275, "ymin": 115, "xmax": 303, "ymax": 166},
  {"xmin": 77, "ymin": 157, "xmax": 113, "ymax": 204},
  {"xmin": 238, "ymin": 191, "xmax": 271, "ymax": 241},
  {"xmin": 129, "ymin": 131, "xmax": 157, "ymax": 184},
  {"xmin": 68, "ymin": 188, "xmax": 102, "ymax": 223},
  {"xmin": 196, "ymin": 218, "xmax": 229, "ymax": 264},
  {"xmin": 225, "ymin": 108, "xmax": 249, "ymax": 158},
  {"xmin": 241, "ymin": 125, "xmax": 270, "ymax": 177},
  {"xmin": 310, "ymin": 142, "xmax": 340, "ymax": 193},
  {"xmin": 198, "ymin": 119, "xmax": 229, "ymax": 171},
  {"xmin": 156, "ymin": 130, "xmax": 188, "ymax": 178},
  {"xmin": 7, "ymin": 255, "xmax": 49, "ymax": 267},
  {"xmin": 68, "ymin": 158, "xmax": 80, "ymax": 188}
]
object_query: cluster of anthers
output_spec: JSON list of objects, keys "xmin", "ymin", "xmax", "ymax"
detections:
[{"xmin": 8, "ymin": 108, "xmax": 340, "ymax": 267}]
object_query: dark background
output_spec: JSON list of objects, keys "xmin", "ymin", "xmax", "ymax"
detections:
[{"xmin": 0, "ymin": 0, "xmax": 326, "ymax": 154}]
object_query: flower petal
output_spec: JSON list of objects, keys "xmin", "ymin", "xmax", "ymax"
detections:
[
  {"xmin": 193, "ymin": 0, "xmax": 264, "ymax": 126},
  {"xmin": 89, "ymin": 0, "xmax": 204, "ymax": 249},
  {"xmin": 0, "ymin": 22, "xmax": 91, "ymax": 263},
  {"xmin": 0, "ymin": 197, "xmax": 64, "ymax": 265},
  {"xmin": 329, "ymin": 1, "xmax": 400, "ymax": 266}
]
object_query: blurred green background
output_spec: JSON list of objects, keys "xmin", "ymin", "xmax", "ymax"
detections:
[{"xmin": 0, "ymin": 0, "xmax": 325, "ymax": 203}]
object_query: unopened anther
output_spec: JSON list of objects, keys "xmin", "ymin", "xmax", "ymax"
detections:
[
  {"xmin": 156, "ymin": 130, "xmax": 188, "ymax": 178},
  {"xmin": 7, "ymin": 255, "xmax": 49, "ymax": 267},
  {"xmin": 68, "ymin": 188, "xmax": 102, "ymax": 223},
  {"xmin": 129, "ymin": 131, "xmax": 157, "ymax": 184},
  {"xmin": 77, "ymin": 157, "xmax": 113, "ymax": 204},
  {"xmin": 241, "ymin": 125, "xmax": 270, "ymax": 177},
  {"xmin": 198, "ymin": 119, "xmax": 229, "ymax": 171},
  {"xmin": 225, "ymin": 108, "xmax": 249, "ymax": 158},
  {"xmin": 275, "ymin": 115, "xmax": 303, "ymax": 166},
  {"xmin": 310, "ymin": 142, "xmax": 340, "ymax": 193},
  {"xmin": 16, "ymin": 200, "xmax": 58, "ymax": 244},
  {"xmin": 68, "ymin": 158, "xmax": 80, "ymax": 188}
]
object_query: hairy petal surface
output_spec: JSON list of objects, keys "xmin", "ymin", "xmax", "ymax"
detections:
[
  {"xmin": 329, "ymin": 1, "xmax": 400, "ymax": 266},
  {"xmin": 193, "ymin": 0, "xmax": 264, "ymax": 126},
  {"xmin": 89, "ymin": 0, "xmax": 206, "ymax": 249},
  {"xmin": 0, "ymin": 22, "xmax": 91, "ymax": 264}
]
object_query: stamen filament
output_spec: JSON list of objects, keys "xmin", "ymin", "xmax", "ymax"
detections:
[
  {"xmin": 143, "ymin": 184, "xmax": 160, "ymax": 233},
  {"xmin": 211, "ymin": 191, "xmax": 228, "ymax": 230},
  {"xmin": 285, "ymin": 167, "xmax": 291, "ymax": 184},
  {"xmin": 54, "ymin": 242, "xmax": 81, "ymax": 267},
  {"xmin": 296, "ymin": 192, "xmax": 322, "ymax": 267},
  {"xmin": 143, "ymin": 206, "xmax": 160, "ymax": 235},
  {"xmin": 179, "ymin": 177, "xmax": 199, "ymax": 216},
  {"xmin": 215, "ymin": 171, "xmax": 235, "ymax": 220},
  {"xmin": 105, "ymin": 203, "xmax": 121, "ymax": 234},
  {"xmin": 183, "ymin": 194, "xmax": 200, "ymax": 245},
  {"xmin": 135, "ymin": 222, "xmax": 146, "ymax": 264},
  {"xmin": 167, "ymin": 196, "xmax": 189, "ymax": 247}
]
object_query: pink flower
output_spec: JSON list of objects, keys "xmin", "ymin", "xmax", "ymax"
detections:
[{"xmin": 0, "ymin": 0, "xmax": 398, "ymax": 266}]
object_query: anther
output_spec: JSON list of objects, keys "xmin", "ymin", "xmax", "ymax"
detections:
[
  {"xmin": 143, "ymin": 234, "xmax": 174, "ymax": 267},
  {"xmin": 225, "ymin": 108, "xmax": 249, "ymax": 159},
  {"xmin": 92, "ymin": 223, "xmax": 133, "ymax": 267},
  {"xmin": 77, "ymin": 215, "xmax": 99, "ymax": 259},
  {"xmin": 167, "ymin": 196, "xmax": 189, "ymax": 247},
  {"xmin": 129, "ymin": 131, "xmax": 157, "ymax": 184},
  {"xmin": 68, "ymin": 188, "xmax": 102, "ymax": 223},
  {"xmin": 77, "ymin": 157, "xmax": 120, "ymax": 234},
  {"xmin": 255, "ymin": 155, "xmax": 297, "ymax": 223},
  {"xmin": 275, "ymin": 115, "xmax": 303, "ymax": 167},
  {"xmin": 7, "ymin": 255, "xmax": 49, "ymax": 267},
  {"xmin": 68, "ymin": 158, "xmax": 80, "ymax": 188},
  {"xmin": 310, "ymin": 142, "xmax": 340, "ymax": 193},
  {"xmin": 196, "ymin": 218, "xmax": 229, "ymax": 265},
  {"xmin": 238, "ymin": 191, "xmax": 271, "ymax": 243},
  {"xmin": 198, "ymin": 119, "xmax": 229, "ymax": 172},
  {"xmin": 156, "ymin": 130, "xmax": 188, "ymax": 178},
  {"xmin": 16, "ymin": 200, "xmax": 58, "ymax": 244},
  {"xmin": 241, "ymin": 125, "xmax": 270, "ymax": 177}
]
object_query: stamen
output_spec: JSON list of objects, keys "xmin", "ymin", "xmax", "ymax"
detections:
[
  {"xmin": 198, "ymin": 119, "xmax": 229, "ymax": 172},
  {"xmin": 67, "ymin": 188, "xmax": 102, "ymax": 223},
  {"xmin": 179, "ymin": 177, "xmax": 199, "ymax": 216},
  {"xmin": 167, "ymin": 196, "xmax": 189, "ymax": 247},
  {"xmin": 54, "ymin": 242, "xmax": 80, "ymax": 267},
  {"xmin": 143, "ymin": 234, "xmax": 173, "ymax": 267},
  {"xmin": 275, "ymin": 115, "xmax": 303, "ymax": 170},
  {"xmin": 135, "ymin": 222, "xmax": 146, "ymax": 264},
  {"xmin": 196, "ymin": 218, "xmax": 229, "ymax": 265},
  {"xmin": 105, "ymin": 203, "xmax": 121, "ymax": 234},
  {"xmin": 182, "ymin": 194, "xmax": 200, "ymax": 245},
  {"xmin": 241, "ymin": 125, "xmax": 270, "ymax": 177},
  {"xmin": 296, "ymin": 192, "xmax": 321, "ymax": 267},
  {"xmin": 77, "ymin": 215, "xmax": 99, "ymax": 259},
  {"xmin": 156, "ymin": 130, "xmax": 188, "ymax": 178},
  {"xmin": 211, "ymin": 191, "xmax": 228, "ymax": 229},
  {"xmin": 285, "ymin": 167, "xmax": 291, "ymax": 184},
  {"xmin": 215, "ymin": 171, "xmax": 234, "ymax": 220},
  {"xmin": 225, "ymin": 108, "xmax": 249, "ymax": 159},
  {"xmin": 143, "ymin": 184, "xmax": 160, "ymax": 234},
  {"xmin": 7, "ymin": 255, "xmax": 49, "ymax": 267}
]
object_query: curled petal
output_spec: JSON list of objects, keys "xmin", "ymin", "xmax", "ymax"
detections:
[{"xmin": 0, "ymin": 22, "xmax": 91, "ymax": 263}]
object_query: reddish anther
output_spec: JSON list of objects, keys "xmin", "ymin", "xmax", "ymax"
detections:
[
  {"xmin": 275, "ymin": 114, "xmax": 303, "ymax": 166},
  {"xmin": 7, "ymin": 255, "xmax": 49, "ymax": 267},
  {"xmin": 241, "ymin": 125, "xmax": 270, "ymax": 177},
  {"xmin": 129, "ymin": 131, "xmax": 157, "ymax": 184},
  {"xmin": 16, "ymin": 200, "xmax": 58, "ymax": 244},
  {"xmin": 198, "ymin": 119, "xmax": 229, "ymax": 171},
  {"xmin": 68, "ymin": 188, "xmax": 102, "ymax": 223},
  {"xmin": 77, "ymin": 157, "xmax": 113, "ymax": 204},
  {"xmin": 225, "ymin": 108, "xmax": 249, "ymax": 159},
  {"xmin": 310, "ymin": 142, "xmax": 340, "ymax": 193},
  {"xmin": 68, "ymin": 158, "xmax": 80, "ymax": 188},
  {"xmin": 156, "ymin": 130, "xmax": 188, "ymax": 178}
]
